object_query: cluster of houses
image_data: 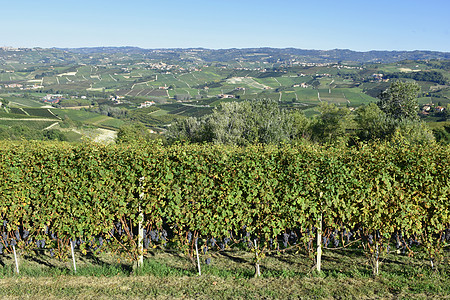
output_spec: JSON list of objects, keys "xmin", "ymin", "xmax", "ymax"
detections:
[
  {"xmin": 139, "ymin": 100, "xmax": 156, "ymax": 108},
  {"xmin": 421, "ymin": 103, "xmax": 446, "ymax": 115},
  {"xmin": 315, "ymin": 73, "xmax": 332, "ymax": 78},
  {"xmin": 109, "ymin": 95, "xmax": 125, "ymax": 104},
  {"xmin": 371, "ymin": 73, "xmax": 390, "ymax": 82},
  {"xmin": 0, "ymin": 47, "xmax": 32, "ymax": 51},
  {"xmin": 217, "ymin": 94, "xmax": 235, "ymax": 99},
  {"xmin": 4, "ymin": 83, "xmax": 23, "ymax": 89},
  {"xmin": 42, "ymin": 94, "xmax": 63, "ymax": 104},
  {"xmin": 3, "ymin": 83, "xmax": 45, "ymax": 90},
  {"xmin": 292, "ymin": 83, "xmax": 309, "ymax": 88}
]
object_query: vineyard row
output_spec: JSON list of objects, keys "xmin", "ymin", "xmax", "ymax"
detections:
[{"xmin": 0, "ymin": 141, "xmax": 449, "ymax": 274}]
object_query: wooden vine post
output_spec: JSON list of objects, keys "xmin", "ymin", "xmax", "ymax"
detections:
[
  {"xmin": 254, "ymin": 239, "xmax": 261, "ymax": 277},
  {"xmin": 316, "ymin": 192, "xmax": 323, "ymax": 273},
  {"xmin": 137, "ymin": 176, "xmax": 145, "ymax": 268},
  {"xmin": 70, "ymin": 240, "xmax": 77, "ymax": 273},
  {"xmin": 195, "ymin": 238, "xmax": 201, "ymax": 276},
  {"xmin": 375, "ymin": 242, "xmax": 379, "ymax": 276},
  {"xmin": 13, "ymin": 244, "xmax": 19, "ymax": 274}
]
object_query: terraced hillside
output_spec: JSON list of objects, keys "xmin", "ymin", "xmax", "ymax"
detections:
[{"xmin": 0, "ymin": 47, "xmax": 449, "ymax": 135}]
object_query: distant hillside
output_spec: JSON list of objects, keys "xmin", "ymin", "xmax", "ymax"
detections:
[
  {"xmin": 1, "ymin": 47, "xmax": 449, "ymax": 65},
  {"xmin": 57, "ymin": 47, "xmax": 450, "ymax": 63}
]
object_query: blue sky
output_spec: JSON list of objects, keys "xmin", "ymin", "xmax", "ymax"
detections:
[{"xmin": 1, "ymin": 0, "xmax": 449, "ymax": 51}]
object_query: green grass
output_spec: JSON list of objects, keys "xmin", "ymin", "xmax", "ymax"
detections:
[
  {"xmin": 1, "ymin": 96, "xmax": 44, "ymax": 108},
  {"xmin": 98, "ymin": 118, "xmax": 125, "ymax": 129},
  {"xmin": 52, "ymin": 109, "xmax": 103, "ymax": 122},
  {"xmin": 61, "ymin": 130, "xmax": 83, "ymax": 142},
  {"xmin": 425, "ymin": 120, "xmax": 450, "ymax": 130},
  {"xmin": 0, "ymin": 120, "xmax": 57, "ymax": 130},
  {"xmin": 149, "ymin": 109, "xmax": 169, "ymax": 116},
  {"xmin": 22, "ymin": 108, "xmax": 58, "ymax": 118},
  {"xmin": 0, "ymin": 247, "xmax": 449, "ymax": 299}
]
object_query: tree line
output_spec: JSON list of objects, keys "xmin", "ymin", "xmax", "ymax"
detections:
[
  {"xmin": 152, "ymin": 81, "xmax": 438, "ymax": 146},
  {"xmin": 383, "ymin": 71, "xmax": 447, "ymax": 85}
]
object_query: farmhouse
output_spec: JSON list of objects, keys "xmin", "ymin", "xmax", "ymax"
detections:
[
  {"xmin": 139, "ymin": 101, "xmax": 155, "ymax": 108},
  {"xmin": 4, "ymin": 83, "xmax": 23, "ymax": 88},
  {"xmin": 42, "ymin": 94, "xmax": 63, "ymax": 104},
  {"xmin": 293, "ymin": 83, "xmax": 309, "ymax": 88},
  {"xmin": 217, "ymin": 94, "xmax": 235, "ymax": 99}
]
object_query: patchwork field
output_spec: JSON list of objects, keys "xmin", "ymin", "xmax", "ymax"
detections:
[{"xmin": 0, "ymin": 48, "xmax": 448, "ymax": 136}]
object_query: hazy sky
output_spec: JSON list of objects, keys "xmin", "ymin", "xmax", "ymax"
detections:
[{"xmin": 1, "ymin": 0, "xmax": 449, "ymax": 51}]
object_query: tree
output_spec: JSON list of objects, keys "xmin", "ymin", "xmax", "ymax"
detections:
[
  {"xmin": 166, "ymin": 116, "xmax": 208, "ymax": 143},
  {"xmin": 392, "ymin": 120, "xmax": 435, "ymax": 145},
  {"xmin": 310, "ymin": 102, "xmax": 352, "ymax": 144},
  {"xmin": 167, "ymin": 99, "xmax": 310, "ymax": 145},
  {"xmin": 377, "ymin": 81, "xmax": 420, "ymax": 121},
  {"xmin": 355, "ymin": 103, "xmax": 395, "ymax": 141},
  {"xmin": 116, "ymin": 124, "xmax": 162, "ymax": 144}
]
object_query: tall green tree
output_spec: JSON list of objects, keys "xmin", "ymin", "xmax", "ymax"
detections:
[
  {"xmin": 377, "ymin": 81, "xmax": 420, "ymax": 121},
  {"xmin": 310, "ymin": 102, "xmax": 352, "ymax": 144},
  {"xmin": 167, "ymin": 100, "xmax": 310, "ymax": 145},
  {"xmin": 355, "ymin": 103, "xmax": 395, "ymax": 141}
]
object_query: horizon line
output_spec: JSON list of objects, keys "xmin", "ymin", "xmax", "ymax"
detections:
[{"xmin": 1, "ymin": 46, "xmax": 449, "ymax": 53}]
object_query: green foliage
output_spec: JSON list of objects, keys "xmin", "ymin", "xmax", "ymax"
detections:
[
  {"xmin": 392, "ymin": 120, "xmax": 436, "ymax": 145},
  {"xmin": 116, "ymin": 123, "xmax": 162, "ymax": 144},
  {"xmin": 0, "ymin": 125, "xmax": 67, "ymax": 141},
  {"xmin": 167, "ymin": 100, "xmax": 310, "ymax": 145},
  {"xmin": 432, "ymin": 125, "xmax": 450, "ymax": 145},
  {"xmin": 0, "ymin": 141, "xmax": 448, "ymax": 269},
  {"xmin": 355, "ymin": 103, "xmax": 394, "ymax": 141},
  {"xmin": 310, "ymin": 102, "xmax": 352, "ymax": 144},
  {"xmin": 351, "ymin": 81, "xmax": 435, "ymax": 144},
  {"xmin": 377, "ymin": 81, "xmax": 421, "ymax": 121},
  {"xmin": 384, "ymin": 71, "xmax": 447, "ymax": 85}
]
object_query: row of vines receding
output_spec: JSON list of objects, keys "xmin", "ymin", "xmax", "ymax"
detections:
[{"xmin": 0, "ymin": 140, "xmax": 449, "ymax": 275}]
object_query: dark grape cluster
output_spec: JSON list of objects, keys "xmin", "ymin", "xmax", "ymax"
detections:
[
  {"xmin": 161, "ymin": 229, "xmax": 168, "ymax": 246},
  {"xmin": 368, "ymin": 234, "xmax": 373, "ymax": 245},
  {"xmin": 36, "ymin": 239, "xmax": 46, "ymax": 248},
  {"xmin": 149, "ymin": 230, "xmax": 158, "ymax": 242},
  {"xmin": 290, "ymin": 231, "xmax": 298, "ymax": 245},
  {"xmin": 283, "ymin": 233, "xmax": 289, "ymax": 248},
  {"xmin": 219, "ymin": 237, "xmax": 231, "ymax": 250},
  {"xmin": 344, "ymin": 230, "xmax": 353, "ymax": 244}
]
